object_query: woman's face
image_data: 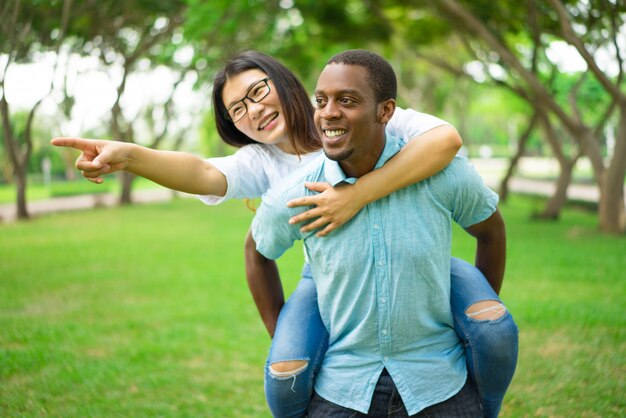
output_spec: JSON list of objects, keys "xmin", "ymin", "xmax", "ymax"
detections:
[{"xmin": 222, "ymin": 69, "xmax": 293, "ymax": 153}]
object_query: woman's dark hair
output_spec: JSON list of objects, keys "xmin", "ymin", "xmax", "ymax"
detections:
[{"xmin": 212, "ymin": 51, "xmax": 320, "ymax": 154}]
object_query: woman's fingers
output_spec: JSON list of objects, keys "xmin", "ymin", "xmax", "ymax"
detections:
[
  {"xmin": 286, "ymin": 182, "xmax": 332, "ymax": 208},
  {"xmin": 289, "ymin": 207, "xmax": 322, "ymax": 225}
]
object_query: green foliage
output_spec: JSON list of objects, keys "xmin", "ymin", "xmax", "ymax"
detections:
[
  {"xmin": 292, "ymin": 0, "xmax": 391, "ymax": 44},
  {"xmin": 551, "ymin": 72, "xmax": 614, "ymax": 127},
  {"xmin": 462, "ymin": 85, "xmax": 533, "ymax": 153},
  {"xmin": 67, "ymin": 0, "xmax": 187, "ymax": 45},
  {"xmin": 198, "ymin": 109, "xmax": 237, "ymax": 158},
  {"xmin": 1, "ymin": 0, "xmax": 64, "ymax": 59},
  {"xmin": 0, "ymin": 111, "xmax": 69, "ymax": 182},
  {"xmin": 0, "ymin": 111, "xmax": 28, "ymax": 147},
  {"xmin": 0, "ymin": 111, "xmax": 30, "ymax": 183},
  {"xmin": 3, "ymin": 0, "xmax": 625, "ymax": 224},
  {"xmin": 182, "ymin": 0, "xmax": 395, "ymax": 87},
  {"xmin": 0, "ymin": 197, "xmax": 624, "ymax": 417},
  {"xmin": 2, "ymin": 0, "xmax": 185, "ymax": 59},
  {"xmin": 183, "ymin": 0, "xmax": 284, "ymax": 84},
  {"xmin": 269, "ymin": 0, "xmax": 392, "ymax": 84}
]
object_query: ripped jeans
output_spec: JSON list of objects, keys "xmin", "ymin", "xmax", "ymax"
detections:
[{"xmin": 264, "ymin": 257, "xmax": 519, "ymax": 418}]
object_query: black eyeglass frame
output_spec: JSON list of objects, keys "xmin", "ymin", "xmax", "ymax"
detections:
[{"xmin": 225, "ymin": 77, "xmax": 272, "ymax": 123}]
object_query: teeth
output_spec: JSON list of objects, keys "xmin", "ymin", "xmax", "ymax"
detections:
[
  {"xmin": 325, "ymin": 129, "xmax": 347, "ymax": 138},
  {"xmin": 259, "ymin": 113, "xmax": 278, "ymax": 130}
]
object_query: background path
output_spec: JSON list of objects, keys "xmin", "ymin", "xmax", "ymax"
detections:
[
  {"xmin": 0, "ymin": 189, "xmax": 181, "ymax": 223},
  {"xmin": 0, "ymin": 159, "xmax": 621, "ymax": 223}
]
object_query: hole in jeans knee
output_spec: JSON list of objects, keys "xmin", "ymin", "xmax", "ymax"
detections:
[
  {"xmin": 269, "ymin": 360, "xmax": 308, "ymax": 377},
  {"xmin": 465, "ymin": 300, "xmax": 507, "ymax": 321}
]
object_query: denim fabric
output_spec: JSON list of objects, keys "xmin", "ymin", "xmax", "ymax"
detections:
[
  {"xmin": 265, "ymin": 265, "xmax": 328, "ymax": 417},
  {"xmin": 265, "ymin": 260, "xmax": 518, "ymax": 418},
  {"xmin": 450, "ymin": 258, "xmax": 519, "ymax": 418},
  {"xmin": 307, "ymin": 370, "xmax": 483, "ymax": 417}
]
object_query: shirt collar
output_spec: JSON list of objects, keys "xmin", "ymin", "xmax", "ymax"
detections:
[{"xmin": 323, "ymin": 135, "xmax": 403, "ymax": 186}]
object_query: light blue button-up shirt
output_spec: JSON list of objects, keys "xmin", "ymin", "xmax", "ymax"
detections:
[{"xmin": 252, "ymin": 135, "xmax": 498, "ymax": 414}]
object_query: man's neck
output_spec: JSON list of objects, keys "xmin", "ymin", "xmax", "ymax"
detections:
[{"xmin": 339, "ymin": 134, "xmax": 386, "ymax": 178}]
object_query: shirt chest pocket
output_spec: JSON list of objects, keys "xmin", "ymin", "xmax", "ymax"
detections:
[{"xmin": 305, "ymin": 224, "xmax": 373, "ymax": 280}]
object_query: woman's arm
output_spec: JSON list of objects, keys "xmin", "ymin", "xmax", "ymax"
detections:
[
  {"xmin": 244, "ymin": 230, "xmax": 284, "ymax": 337},
  {"xmin": 465, "ymin": 209, "xmax": 506, "ymax": 294},
  {"xmin": 287, "ymin": 124, "xmax": 462, "ymax": 236},
  {"xmin": 51, "ymin": 137, "xmax": 227, "ymax": 196}
]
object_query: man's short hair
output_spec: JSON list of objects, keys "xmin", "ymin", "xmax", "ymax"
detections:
[{"xmin": 327, "ymin": 49, "xmax": 397, "ymax": 102}]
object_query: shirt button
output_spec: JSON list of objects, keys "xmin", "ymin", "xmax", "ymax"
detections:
[
  {"xmin": 381, "ymin": 297, "xmax": 387, "ymax": 304},
  {"xmin": 383, "ymin": 356, "xmax": 389, "ymax": 362},
  {"xmin": 378, "ymin": 261, "xmax": 384, "ymax": 266},
  {"xmin": 382, "ymin": 329, "xmax": 388, "ymax": 335},
  {"xmin": 373, "ymin": 224, "xmax": 379, "ymax": 230}
]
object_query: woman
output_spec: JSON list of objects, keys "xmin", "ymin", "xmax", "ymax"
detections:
[{"xmin": 52, "ymin": 51, "xmax": 517, "ymax": 418}]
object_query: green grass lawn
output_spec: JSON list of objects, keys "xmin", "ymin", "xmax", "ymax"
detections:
[{"xmin": 1, "ymin": 197, "xmax": 624, "ymax": 417}]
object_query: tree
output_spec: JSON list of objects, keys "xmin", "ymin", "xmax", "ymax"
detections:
[
  {"xmin": 50, "ymin": 0, "xmax": 186, "ymax": 203},
  {"xmin": 96, "ymin": 0, "xmax": 283, "ymax": 203},
  {"xmin": 362, "ymin": 0, "xmax": 625, "ymax": 233},
  {"xmin": 0, "ymin": 0, "xmax": 72, "ymax": 219},
  {"xmin": 435, "ymin": 0, "xmax": 625, "ymax": 233}
]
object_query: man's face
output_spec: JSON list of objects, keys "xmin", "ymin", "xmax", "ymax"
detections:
[{"xmin": 314, "ymin": 63, "xmax": 390, "ymax": 177}]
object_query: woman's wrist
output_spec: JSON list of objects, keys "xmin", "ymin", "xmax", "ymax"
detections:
[
  {"xmin": 124, "ymin": 143, "xmax": 142, "ymax": 172},
  {"xmin": 351, "ymin": 178, "xmax": 375, "ymax": 208}
]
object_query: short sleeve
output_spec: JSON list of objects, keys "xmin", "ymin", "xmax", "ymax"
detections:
[
  {"xmin": 251, "ymin": 187, "xmax": 301, "ymax": 260},
  {"xmin": 386, "ymin": 107, "xmax": 449, "ymax": 142},
  {"xmin": 447, "ymin": 158, "xmax": 498, "ymax": 228},
  {"xmin": 196, "ymin": 145, "xmax": 271, "ymax": 205}
]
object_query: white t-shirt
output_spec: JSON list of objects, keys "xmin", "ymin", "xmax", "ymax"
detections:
[{"xmin": 197, "ymin": 107, "xmax": 448, "ymax": 205}]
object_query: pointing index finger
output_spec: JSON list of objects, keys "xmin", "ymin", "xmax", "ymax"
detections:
[{"xmin": 50, "ymin": 137, "xmax": 90, "ymax": 150}]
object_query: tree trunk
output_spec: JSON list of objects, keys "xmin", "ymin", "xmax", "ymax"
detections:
[
  {"xmin": 533, "ymin": 110, "xmax": 580, "ymax": 220},
  {"xmin": 1, "ymin": 97, "xmax": 30, "ymax": 220},
  {"xmin": 599, "ymin": 112, "xmax": 626, "ymax": 234},
  {"xmin": 499, "ymin": 138, "xmax": 525, "ymax": 203},
  {"xmin": 119, "ymin": 171, "xmax": 135, "ymax": 205},
  {"xmin": 599, "ymin": 183, "xmax": 625, "ymax": 234},
  {"xmin": 15, "ymin": 164, "xmax": 29, "ymax": 220},
  {"xmin": 536, "ymin": 157, "xmax": 578, "ymax": 220},
  {"xmin": 500, "ymin": 112, "xmax": 537, "ymax": 202}
]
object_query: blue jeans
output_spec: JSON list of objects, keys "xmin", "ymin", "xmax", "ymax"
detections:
[
  {"xmin": 307, "ymin": 370, "xmax": 483, "ymax": 417},
  {"xmin": 264, "ymin": 258, "xmax": 518, "ymax": 418}
]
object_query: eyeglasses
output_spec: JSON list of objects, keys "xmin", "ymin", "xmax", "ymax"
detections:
[{"xmin": 225, "ymin": 77, "xmax": 272, "ymax": 123}]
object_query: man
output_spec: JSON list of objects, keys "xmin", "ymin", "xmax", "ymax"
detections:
[{"xmin": 251, "ymin": 50, "xmax": 505, "ymax": 417}]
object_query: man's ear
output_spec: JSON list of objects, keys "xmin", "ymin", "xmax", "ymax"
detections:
[{"xmin": 378, "ymin": 99, "xmax": 396, "ymax": 124}]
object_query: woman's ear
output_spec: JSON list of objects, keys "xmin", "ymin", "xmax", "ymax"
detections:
[{"xmin": 378, "ymin": 99, "xmax": 396, "ymax": 124}]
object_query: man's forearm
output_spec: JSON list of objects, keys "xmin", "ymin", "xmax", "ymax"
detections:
[{"xmin": 244, "ymin": 231, "xmax": 284, "ymax": 337}]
